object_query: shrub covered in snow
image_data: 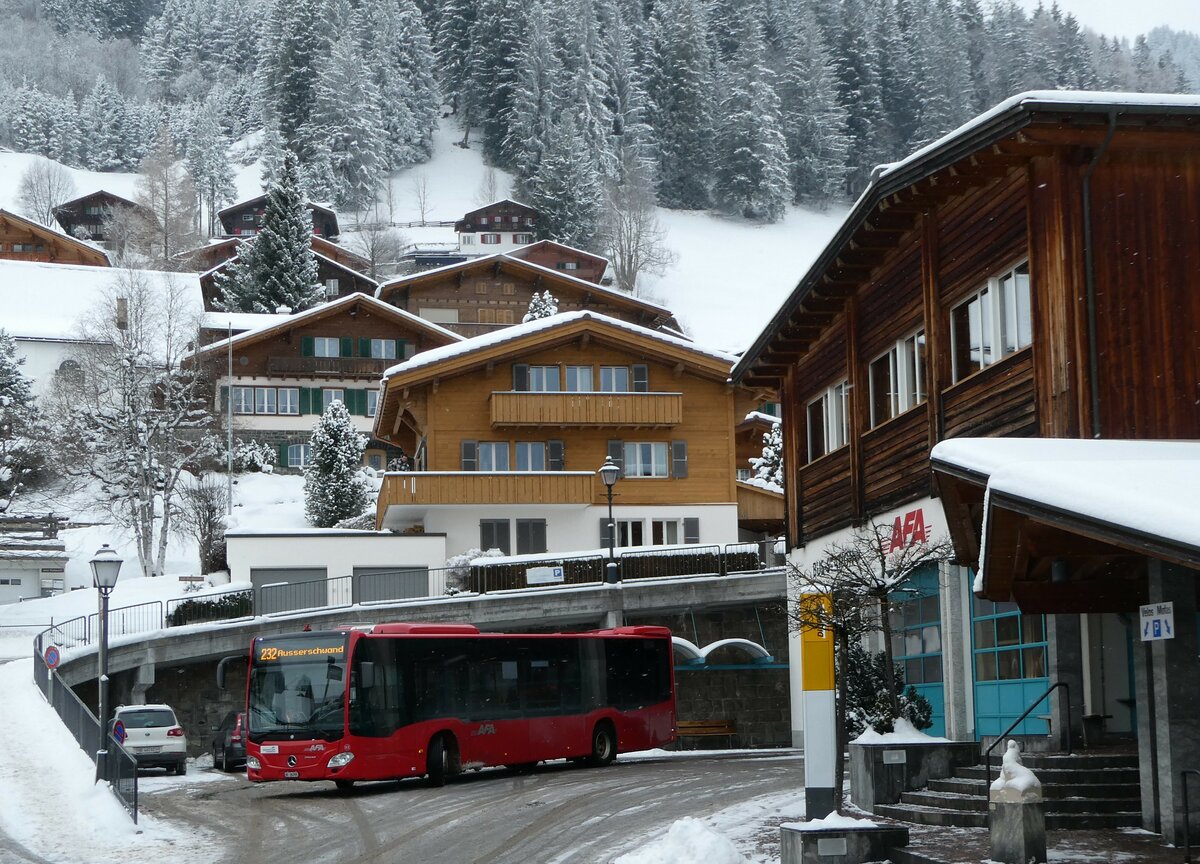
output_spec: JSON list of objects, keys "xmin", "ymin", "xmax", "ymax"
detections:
[
  {"xmin": 231, "ymin": 439, "xmax": 277, "ymax": 473},
  {"xmin": 303, "ymin": 400, "xmax": 371, "ymax": 528},
  {"xmin": 840, "ymin": 643, "xmax": 932, "ymax": 737},
  {"xmin": 522, "ymin": 290, "xmax": 559, "ymax": 323},
  {"xmin": 444, "ymin": 547, "xmax": 504, "ymax": 593}
]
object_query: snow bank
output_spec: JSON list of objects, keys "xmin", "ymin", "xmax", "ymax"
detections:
[
  {"xmin": 783, "ymin": 812, "xmax": 879, "ymax": 830},
  {"xmin": 614, "ymin": 817, "xmax": 748, "ymax": 864},
  {"xmin": 0, "ymin": 659, "xmax": 209, "ymax": 864},
  {"xmin": 852, "ymin": 718, "xmax": 950, "ymax": 744}
]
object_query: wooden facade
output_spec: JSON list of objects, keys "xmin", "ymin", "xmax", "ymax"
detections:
[
  {"xmin": 374, "ymin": 312, "xmax": 742, "ymax": 515},
  {"xmin": 376, "ymin": 255, "xmax": 681, "ymax": 338},
  {"xmin": 508, "ymin": 240, "xmax": 609, "ymax": 284},
  {"xmin": 735, "ymin": 97, "xmax": 1200, "ymax": 550},
  {"xmin": 0, "ymin": 210, "xmax": 109, "ymax": 267},
  {"xmin": 52, "ymin": 190, "xmax": 148, "ymax": 244},
  {"xmin": 218, "ymin": 196, "xmax": 339, "ymax": 238},
  {"xmin": 196, "ymin": 239, "xmax": 378, "ymax": 310},
  {"xmin": 454, "ymin": 199, "xmax": 538, "ymax": 235}
]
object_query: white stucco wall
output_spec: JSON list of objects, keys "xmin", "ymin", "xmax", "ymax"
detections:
[
  {"xmin": 225, "ymin": 532, "xmax": 448, "ymax": 586},
  {"xmin": 216, "ymin": 374, "xmax": 380, "ymax": 434},
  {"xmin": 12, "ymin": 338, "xmax": 96, "ymax": 398}
]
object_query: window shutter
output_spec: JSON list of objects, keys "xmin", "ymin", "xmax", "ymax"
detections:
[
  {"xmin": 512, "ymin": 363, "xmax": 529, "ymax": 391},
  {"xmin": 340, "ymin": 336, "xmax": 353, "ymax": 358},
  {"xmin": 599, "ymin": 518, "xmax": 613, "ymax": 549},
  {"xmin": 396, "ymin": 339, "xmax": 406, "ymax": 360},
  {"xmin": 548, "ymin": 440, "xmax": 565, "ymax": 471},
  {"xmin": 298, "ymin": 388, "xmax": 312, "ymax": 414},
  {"xmin": 517, "ymin": 519, "xmax": 530, "ymax": 554},
  {"xmin": 671, "ymin": 440, "xmax": 688, "ymax": 479},
  {"xmin": 277, "ymin": 444, "xmax": 289, "ymax": 467},
  {"xmin": 301, "ymin": 336, "xmax": 314, "ymax": 357},
  {"xmin": 607, "ymin": 440, "xmax": 624, "ymax": 476},
  {"xmin": 632, "ymin": 364, "xmax": 649, "ymax": 392},
  {"xmin": 403, "ymin": 341, "xmax": 416, "ymax": 360},
  {"xmin": 358, "ymin": 337, "xmax": 371, "ymax": 358},
  {"xmin": 461, "ymin": 441, "xmax": 478, "ymax": 471},
  {"xmin": 683, "ymin": 517, "xmax": 700, "ymax": 544},
  {"xmin": 219, "ymin": 385, "xmax": 228, "ymax": 411},
  {"xmin": 532, "ymin": 519, "xmax": 547, "ymax": 554}
]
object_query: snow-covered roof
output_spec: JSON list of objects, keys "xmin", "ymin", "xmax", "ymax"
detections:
[
  {"xmin": 200, "ymin": 311, "xmax": 288, "ymax": 333},
  {"xmin": 382, "ymin": 310, "xmax": 736, "ymax": 382},
  {"xmin": 377, "ymin": 251, "xmax": 673, "ymax": 317},
  {"xmin": 741, "ymin": 411, "xmax": 781, "ymax": 426},
  {"xmin": 0, "ymin": 208, "xmax": 111, "ymax": 264},
  {"xmin": 931, "ymin": 438, "xmax": 1200, "ymax": 589},
  {"xmin": 0, "ymin": 259, "xmax": 204, "ymax": 340},
  {"xmin": 194, "ymin": 292, "xmax": 462, "ymax": 357},
  {"xmin": 734, "ymin": 90, "xmax": 1200, "ymax": 384}
]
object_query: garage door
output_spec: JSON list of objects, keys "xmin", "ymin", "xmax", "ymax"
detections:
[
  {"xmin": 354, "ymin": 567, "xmax": 429, "ymax": 603},
  {"xmin": 251, "ymin": 567, "xmax": 328, "ymax": 615}
]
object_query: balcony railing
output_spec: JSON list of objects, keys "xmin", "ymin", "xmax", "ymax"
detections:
[
  {"xmin": 378, "ymin": 471, "xmax": 595, "ymax": 508},
  {"xmin": 489, "ymin": 391, "xmax": 683, "ymax": 427},
  {"xmin": 267, "ymin": 356, "xmax": 392, "ymax": 377}
]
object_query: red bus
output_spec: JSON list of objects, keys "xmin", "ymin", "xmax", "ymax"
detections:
[{"xmin": 239, "ymin": 622, "xmax": 676, "ymax": 789}]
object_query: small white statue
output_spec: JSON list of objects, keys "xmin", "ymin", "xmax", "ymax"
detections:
[{"xmin": 989, "ymin": 739, "xmax": 1043, "ymax": 803}]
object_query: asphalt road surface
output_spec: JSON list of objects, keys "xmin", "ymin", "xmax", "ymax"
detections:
[{"xmin": 143, "ymin": 751, "xmax": 803, "ymax": 864}]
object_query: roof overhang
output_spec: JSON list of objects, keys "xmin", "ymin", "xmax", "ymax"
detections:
[{"xmin": 931, "ymin": 438, "xmax": 1200, "ymax": 614}]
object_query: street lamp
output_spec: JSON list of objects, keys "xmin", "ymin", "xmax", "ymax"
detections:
[
  {"xmin": 90, "ymin": 544, "xmax": 123, "ymax": 782},
  {"xmin": 598, "ymin": 457, "xmax": 621, "ymax": 584}
]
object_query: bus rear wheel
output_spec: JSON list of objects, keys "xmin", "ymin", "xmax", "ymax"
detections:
[
  {"xmin": 587, "ymin": 723, "xmax": 617, "ymax": 767},
  {"xmin": 427, "ymin": 735, "xmax": 455, "ymax": 787}
]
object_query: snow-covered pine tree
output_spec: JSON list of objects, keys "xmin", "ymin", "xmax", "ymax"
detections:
[
  {"xmin": 644, "ymin": 0, "xmax": 714, "ymax": 209},
  {"xmin": 174, "ymin": 100, "xmax": 236, "ymax": 237},
  {"xmin": 905, "ymin": 0, "xmax": 973, "ymax": 148},
  {"xmin": 435, "ymin": 0, "xmax": 478, "ymax": 131},
  {"xmin": 523, "ymin": 290, "xmax": 559, "ymax": 322},
  {"xmin": 468, "ymin": 0, "xmax": 525, "ymax": 164},
  {"xmin": 527, "ymin": 113, "xmax": 603, "ymax": 250},
  {"xmin": 217, "ymin": 150, "xmax": 321, "ymax": 313},
  {"xmin": 79, "ymin": 74, "xmax": 131, "ymax": 172},
  {"xmin": 0, "ymin": 329, "xmax": 44, "ymax": 512},
  {"xmin": 711, "ymin": 14, "xmax": 791, "ymax": 222},
  {"xmin": 305, "ymin": 24, "xmax": 386, "ymax": 210},
  {"xmin": 259, "ymin": 124, "xmax": 285, "ymax": 191},
  {"xmin": 258, "ymin": 0, "xmax": 328, "ymax": 164},
  {"xmin": 769, "ymin": 0, "xmax": 849, "ymax": 207},
  {"xmin": 133, "ymin": 129, "xmax": 201, "ymax": 265},
  {"xmin": 303, "ymin": 399, "xmax": 370, "ymax": 528},
  {"xmin": 553, "ymin": 0, "xmax": 617, "ymax": 181},
  {"xmin": 360, "ymin": 0, "xmax": 440, "ymax": 170},
  {"xmin": 749, "ymin": 420, "xmax": 783, "ymax": 488},
  {"xmin": 504, "ymin": 0, "xmax": 560, "ymax": 190},
  {"xmin": 596, "ymin": 0, "xmax": 657, "ymax": 186},
  {"xmin": 832, "ymin": 0, "xmax": 888, "ymax": 196}
]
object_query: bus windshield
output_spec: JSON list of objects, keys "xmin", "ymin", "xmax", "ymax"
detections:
[{"xmin": 248, "ymin": 635, "xmax": 348, "ymax": 741}]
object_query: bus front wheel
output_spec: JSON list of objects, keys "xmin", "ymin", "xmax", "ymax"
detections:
[{"xmin": 587, "ymin": 723, "xmax": 617, "ymax": 767}]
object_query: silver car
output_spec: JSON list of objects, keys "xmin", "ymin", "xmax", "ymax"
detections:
[{"xmin": 112, "ymin": 704, "xmax": 188, "ymax": 774}]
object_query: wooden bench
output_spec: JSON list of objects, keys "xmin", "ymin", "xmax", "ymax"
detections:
[{"xmin": 677, "ymin": 719, "xmax": 736, "ymax": 749}]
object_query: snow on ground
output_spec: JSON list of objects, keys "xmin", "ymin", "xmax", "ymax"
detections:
[
  {"xmin": 0, "ymin": 658, "xmax": 211, "ymax": 864},
  {"xmin": 223, "ymin": 470, "xmax": 312, "ymax": 533}
]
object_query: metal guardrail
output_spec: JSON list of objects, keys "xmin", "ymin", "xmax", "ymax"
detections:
[
  {"xmin": 32, "ymin": 633, "xmax": 138, "ymax": 822},
  {"xmin": 34, "ymin": 544, "xmax": 782, "ymax": 650}
]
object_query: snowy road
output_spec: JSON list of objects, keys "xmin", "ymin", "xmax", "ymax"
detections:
[{"xmin": 140, "ymin": 751, "xmax": 804, "ymax": 864}]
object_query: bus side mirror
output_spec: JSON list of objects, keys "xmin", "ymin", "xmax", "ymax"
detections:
[
  {"xmin": 359, "ymin": 662, "xmax": 375, "ymax": 690},
  {"xmin": 216, "ymin": 654, "xmax": 245, "ymax": 690}
]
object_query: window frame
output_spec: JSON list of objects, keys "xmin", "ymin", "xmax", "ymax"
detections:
[
  {"xmin": 288, "ymin": 443, "xmax": 313, "ymax": 468},
  {"xmin": 278, "ymin": 388, "xmax": 300, "ymax": 416},
  {"xmin": 254, "ymin": 387, "xmax": 277, "ymax": 415},
  {"xmin": 232, "ymin": 386, "xmax": 254, "ymax": 415},
  {"xmin": 566, "ymin": 366, "xmax": 593, "ymax": 392},
  {"xmin": 366, "ymin": 389, "xmax": 379, "ymax": 417},
  {"xmin": 869, "ymin": 329, "xmax": 926, "ymax": 428},
  {"xmin": 515, "ymin": 441, "xmax": 546, "ymax": 471},
  {"xmin": 477, "ymin": 441, "xmax": 509, "ymax": 471},
  {"xmin": 313, "ymin": 337, "xmax": 341, "ymax": 358},
  {"xmin": 806, "ymin": 380, "xmax": 849, "ymax": 463},
  {"xmin": 599, "ymin": 366, "xmax": 631, "ymax": 392},
  {"xmin": 369, "ymin": 339, "xmax": 398, "ymax": 360},
  {"xmin": 322, "ymin": 388, "xmax": 345, "ymax": 412},
  {"xmin": 622, "ymin": 442, "xmax": 670, "ymax": 478},
  {"xmin": 950, "ymin": 261, "xmax": 1031, "ymax": 383}
]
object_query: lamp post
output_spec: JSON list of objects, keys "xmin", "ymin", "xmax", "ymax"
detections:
[
  {"xmin": 598, "ymin": 457, "xmax": 621, "ymax": 584},
  {"xmin": 90, "ymin": 544, "xmax": 123, "ymax": 782}
]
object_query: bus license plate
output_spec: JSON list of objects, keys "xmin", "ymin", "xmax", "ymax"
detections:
[{"xmin": 284, "ymin": 771, "xmax": 299, "ymax": 779}]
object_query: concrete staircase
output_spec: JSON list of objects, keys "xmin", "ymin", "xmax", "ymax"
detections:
[{"xmin": 874, "ymin": 751, "xmax": 1142, "ymax": 830}]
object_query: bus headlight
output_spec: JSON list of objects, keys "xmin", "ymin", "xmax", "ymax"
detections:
[
  {"xmin": 328, "ymin": 752, "xmax": 355, "ymax": 769},
  {"xmin": 246, "ymin": 756, "xmax": 261, "ymax": 770}
]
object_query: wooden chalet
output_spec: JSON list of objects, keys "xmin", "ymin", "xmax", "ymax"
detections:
[
  {"xmin": 191, "ymin": 293, "xmax": 460, "ymax": 471},
  {"xmin": 218, "ymin": 195, "xmax": 339, "ymax": 238},
  {"xmin": 311, "ymin": 235, "xmax": 370, "ymax": 275},
  {"xmin": 196, "ymin": 238, "xmax": 378, "ymax": 310},
  {"xmin": 507, "ymin": 239, "xmax": 610, "ymax": 284},
  {"xmin": 0, "ymin": 210, "xmax": 109, "ymax": 267},
  {"xmin": 454, "ymin": 199, "xmax": 537, "ymax": 250},
  {"xmin": 733, "ymin": 92, "xmax": 1200, "ymax": 816},
  {"xmin": 52, "ymin": 190, "xmax": 148, "ymax": 245},
  {"xmin": 376, "ymin": 253, "xmax": 681, "ymax": 338},
  {"xmin": 373, "ymin": 310, "xmax": 756, "ymax": 554}
]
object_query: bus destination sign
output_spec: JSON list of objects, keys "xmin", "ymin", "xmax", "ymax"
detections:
[{"xmin": 255, "ymin": 636, "xmax": 347, "ymax": 663}]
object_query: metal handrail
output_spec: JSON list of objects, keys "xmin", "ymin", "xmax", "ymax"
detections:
[
  {"xmin": 1183, "ymin": 768, "xmax": 1200, "ymax": 862},
  {"xmin": 983, "ymin": 681, "xmax": 1071, "ymax": 798}
]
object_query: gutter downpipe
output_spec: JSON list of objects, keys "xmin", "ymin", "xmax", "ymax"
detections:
[{"xmin": 1082, "ymin": 110, "xmax": 1118, "ymax": 440}]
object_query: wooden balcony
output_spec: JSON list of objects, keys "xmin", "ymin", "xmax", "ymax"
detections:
[
  {"xmin": 377, "ymin": 471, "xmax": 596, "ymax": 508},
  {"xmin": 267, "ymin": 356, "xmax": 392, "ymax": 377},
  {"xmin": 735, "ymin": 481, "xmax": 785, "ymax": 533},
  {"xmin": 489, "ymin": 391, "xmax": 683, "ymax": 427}
]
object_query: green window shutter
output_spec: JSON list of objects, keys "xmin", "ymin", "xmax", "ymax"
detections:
[
  {"xmin": 671, "ymin": 440, "xmax": 688, "ymax": 479},
  {"xmin": 396, "ymin": 339, "xmax": 407, "ymax": 359},
  {"xmin": 277, "ymin": 444, "xmax": 289, "ymax": 467},
  {"xmin": 356, "ymin": 389, "xmax": 369, "ymax": 415},
  {"xmin": 301, "ymin": 336, "xmax": 314, "ymax": 357},
  {"xmin": 299, "ymin": 388, "xmax": 312, "ymax": 415},
  {"xmin": 358, "ymin": 337, "xmax": 371, "ymax": 358},
  {"xmin": 219, "ymin": 385, "xmax": 229, "ymax": 411},
  {"xmin": 340, "ymin": 336, "xmax": 353, "ymax": 357}
]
